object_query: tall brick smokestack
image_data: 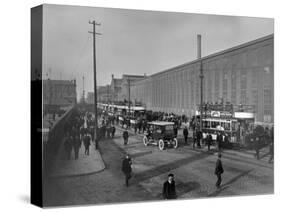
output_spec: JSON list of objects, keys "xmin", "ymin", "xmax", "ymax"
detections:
[{"xmin": 197, "ymin": 34, "xmax": 202, "ymax": 59}]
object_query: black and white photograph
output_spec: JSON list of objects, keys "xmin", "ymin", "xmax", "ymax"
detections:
[{"xmin": 31, "ymin": 3, "xmax": 274, "ymax": 208}]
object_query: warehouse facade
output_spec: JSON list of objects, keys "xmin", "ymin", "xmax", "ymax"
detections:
[{"xmin": 130, "ymin": 34, "xmax": 274, "ymax": 124}]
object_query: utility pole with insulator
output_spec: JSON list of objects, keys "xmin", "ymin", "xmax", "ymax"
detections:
[
  {"xmin": 197, "ymin": 34, "xmax": 204, "ymax": 132},
  {"xmin": 128, "ymin": 78, "xmax": 131, "ymax": 117},
  {"xmin": 107, "ymin": 85, "xmax": 110, "ymax": 112},
  {"xmin": 88, "ymin": 20, "xmax": 101, "ymax": 150},
  {"xmin": 82, "ymin": 75, "xmax": 85, "ymax": 104}
]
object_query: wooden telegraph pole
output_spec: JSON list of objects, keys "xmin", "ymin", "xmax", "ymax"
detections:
[
  {"xmin": 82, "ymin": 75, "xmax": 85, "ymax": 104},
  {"xmin": 197, "ymin": 34, "xmax": 204, "ymax": 132},
  {"xmin": 128, "ymin": 78, "xmax": 131, "ymax": 117},
  {"xmin": 88, "ymin": 20, "xmax": 101, "ymax": 150}
]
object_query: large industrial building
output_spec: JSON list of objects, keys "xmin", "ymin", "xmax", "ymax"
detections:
[{"xmin": 130, "ymin": 34, "xmax": 274, "ymax": 125}]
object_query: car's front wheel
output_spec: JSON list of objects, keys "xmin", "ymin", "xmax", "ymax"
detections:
[
  {"xmin": 159, "ymin": 139, "xmax": 165, "ymax": 150},
  {"xmin": 172, "ymin": 138, "xmax": 178, "ymax": 148},
  {"xmin": 143, "ymin": 136, "xmax": 148, "ymax": 146}
]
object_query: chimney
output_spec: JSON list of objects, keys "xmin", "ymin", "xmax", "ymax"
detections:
[
  {"xmin": 197, "ymin": 34, "xmax": 201, "ymax": 59},
  {"xmin": 111, "ymin": 74, "xmax": 114, "ymax": 79}
]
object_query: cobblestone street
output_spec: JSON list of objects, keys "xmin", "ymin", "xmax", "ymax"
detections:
[{"xmin": 44, "ymin": 129, "xmax": 273, "ymax": 207}]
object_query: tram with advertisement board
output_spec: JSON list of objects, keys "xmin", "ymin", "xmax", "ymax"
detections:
[{"xmin": 195, "ymin": 103, "xmax": 255, "ymax": 148}]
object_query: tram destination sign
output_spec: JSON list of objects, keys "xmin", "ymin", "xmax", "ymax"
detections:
[{"xmin": 202, "ymin": 110, "xmax": 233, "ymax": 118}]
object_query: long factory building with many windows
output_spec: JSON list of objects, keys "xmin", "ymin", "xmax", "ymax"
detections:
[{"xmin": 130, "ymin": 34, "xmax": 274, "ymax": 125}]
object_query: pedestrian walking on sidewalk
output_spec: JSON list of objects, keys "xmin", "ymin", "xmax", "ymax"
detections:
[
  {"xmin": 73, "ymin": 135, "xmax": 81, "ymax": 160},
  {"xmin": 193, "ymin": 130, "xmax": 196, "ymax": 149},
  {"xmin": 196, "ymin": 130, "xmax": 202, "ymax": 148},
  {"xmin": 162, "ymin": 173, "xmax": 177, "ymax": 200},
  {"xmin": 122, "ymin": 154, "xmax": 132, "ymax": 187},
  {"xmin": 106, "ymin": 125, "xmax": 111, "ymax": 138},
  {"xmin": 207, "ymin": 133, "xmax": 212, "ymax": 151},
  {"xmin": 83, "ymin": 133, "xmax": 91, "ymax": 155},
  {"xmin": 64, "ymin": 134, "xmax": 72, "ymax": 160},
  {"xmin": 134, "ymin": 124, "xmax": 138, "ymax": 134},
  {"xmin": 254, "ymin": 136, "xmax": 260, "ymax": 160},
  {"xmin": 111, "ymin": 125, "xmax": 116, "ymax": 138},
  {"xmin": 183, "ymin": 127, "xmax": 189, "ymax": 145},
  {"xmin": 217, "ymin": 132, "xmax": 223, "ymax": 152},
  {"xmin": 138, "ymin": 120, "xmax": 142, "ymax": 133},
  {"xmin": 268, "ymin": 141, "xmax": 274, "ymax": 163},
  {"xmin": 214, "ymin": 153, "xmax": 224, "ymax": 189},
  {"xmin": 123, "ymin": 130, "xmax": 129, "ymax": 145},
  {"xmin": 90, "ymin": 126, "xmax": 95, "ymax": 141}
]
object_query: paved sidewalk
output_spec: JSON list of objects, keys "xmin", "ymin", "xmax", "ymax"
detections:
[{"xmin": 49, "ymin": 139, "xmax": 105, "ymax": 178}]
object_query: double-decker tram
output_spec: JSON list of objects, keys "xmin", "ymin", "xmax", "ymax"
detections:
[{"xmin": 196, "ymin": 103, "xmax": 255, "ymax": 147}]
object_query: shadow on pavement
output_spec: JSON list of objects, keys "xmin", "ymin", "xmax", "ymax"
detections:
[
  {"xmin": 208, "ymin": 169, "xmax": 254, "ymax": 197},
  {"xmin": 177, "ymin": 181, "xmax": 201, "ymax": 195},
  {"xmin": 133, "ymin": 152, "xmax": 212, "ymax": 183}
]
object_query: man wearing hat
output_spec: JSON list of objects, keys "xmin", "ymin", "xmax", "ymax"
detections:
[
  {"xmin": 122, "ymin": 154, "xmax": 132, "ymax": 187},
  {"xmin": 162, "ymin": 173, "xmax": 177, "ymax": 200},
  {"xmin": 215, "ymin": 153, "xmax": 224, "ymax": 189}
]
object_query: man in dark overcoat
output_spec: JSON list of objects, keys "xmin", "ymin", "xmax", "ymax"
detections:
[
  {"xmin": 217, "ymin": 132, "xmax": 223, "ymax": 152},
  {"xmin": 162, "ymin": 173, "xmax": 177, "ymax": 200},
  {"xmin": 83, "ymin": 133, "xmax": 91, "ymax": 155},
  {"xmin": 111, "ymin": 125, "xmax": 116, "ymax": 138},
  {"xmin": 73, "ymin": 134, "xmax": 81, "ymax": 160},
  {"xmin": 207, "ymin": 133, "xmax": 212, "ymax": 151},
  {"xmin": 215, "ymin": 153, "xmax": 224, "ymax": 189},
  {"xmin": 183, "ymin": 127, "xmax": 189, "ymax": 144},
  {"xmin": 254, "ymin": 136, "xmax": 260, "ymax": 160},
  {"xmin": 122, "ymin": 154, "xmax": 132, "ymax": 187},
  {"xmin": 123, "ymin": 130, "xmax": 129, "ymax": 145},
  {"xmin": 193, "ymin": 130, "xmax": 197, "ymax": 149},
  {"xmin": 196, "ymin": 130, "xmax": 202, "ymax": 148}
]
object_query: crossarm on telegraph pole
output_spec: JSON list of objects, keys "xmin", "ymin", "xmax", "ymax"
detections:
[{"xmin": 88, "ymin": 20, "xmax": 101, "ymax": 150}]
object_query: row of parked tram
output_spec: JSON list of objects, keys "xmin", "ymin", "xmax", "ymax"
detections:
[
  {"xmin": 98, "ymin": 103, "xmax": 179, "ymax": 150},
  {"xmin": 97, "ymin": 103, "xmax": 270, "ymax": 150}
]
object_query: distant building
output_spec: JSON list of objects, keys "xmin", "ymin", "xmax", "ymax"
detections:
[
  {"xmin": 86, "ymin": 92, "xmax": 94, "ymax": 104},
  {"xmin": 43, "ymin": 79, "xmax": 77, "ymax": 113},
  {"xmin": 97, "ymin": 85, "xmax": 111, "ymax": 103},
  {"xmin": 108, "ymin": 74, "xmax": 147, "ymax": 103},
  {"xmin": 120, "ymin": 74, "xmax": 147, "ymax": 102},
  {"xmin": 110, "ymin": 74, "xmax": 122, "ymax": 102}
]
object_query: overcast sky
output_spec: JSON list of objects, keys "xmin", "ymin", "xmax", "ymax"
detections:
[{"xmin": 42, "ymin": 4, "xmax": 273, "ymax": 99}]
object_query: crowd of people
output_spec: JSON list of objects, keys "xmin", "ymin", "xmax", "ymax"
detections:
[
  {"xmin": 56, "ymin": 106, "xmax": 273, "ymax": 198},
  {"xmin": 100, "ymin": 108, "xmax": 274, "ymax": 158}
]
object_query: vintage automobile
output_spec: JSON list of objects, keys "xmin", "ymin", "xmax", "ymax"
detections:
[{"xmin": 143, "ymin": 121, "xmax": 178, "ymax": 150}]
